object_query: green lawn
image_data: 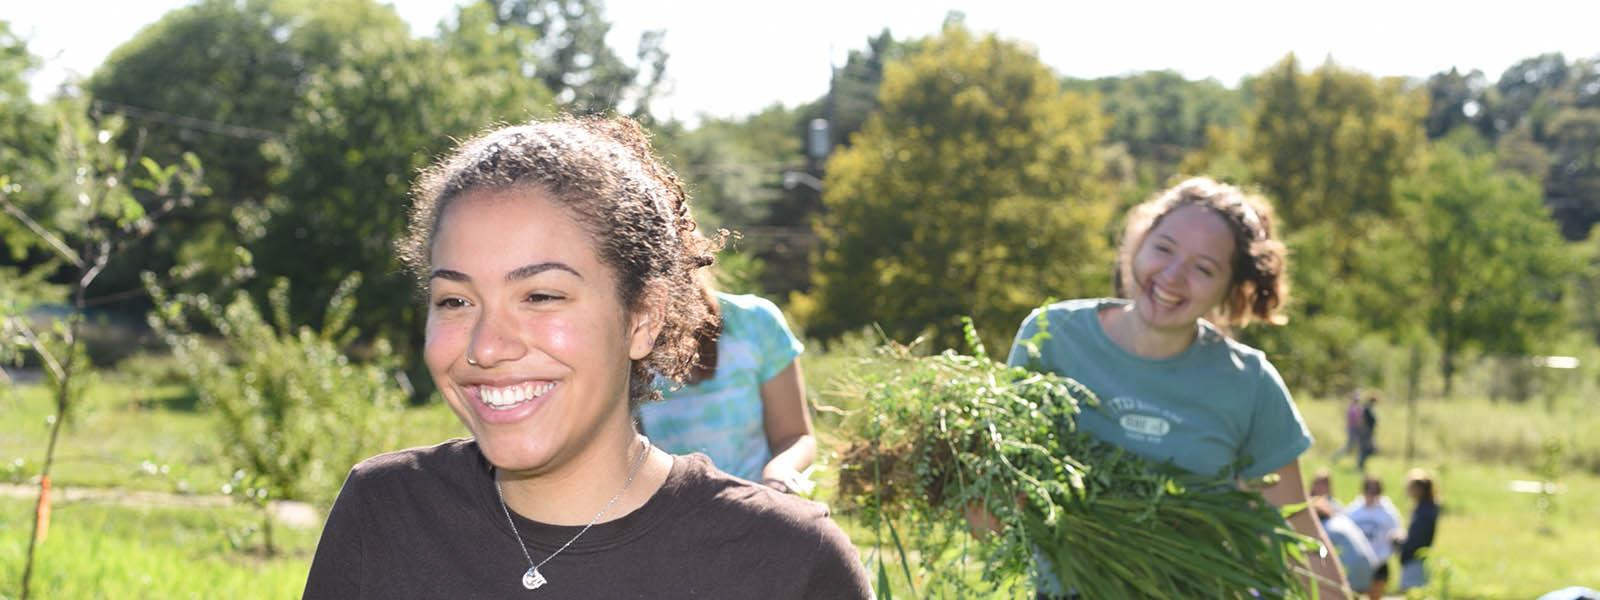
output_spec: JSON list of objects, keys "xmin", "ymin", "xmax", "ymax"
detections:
[
  {"xmin": 0, "ymin": 377, "xmax": 466, "ymax": 496},
  {"xmin": 0, "ymin": 497, "xmax": 317, "ymax": 599},
  {"xmin": 1296, "ymin": 396, "xmax": 1600, "ymax": 600},
  {"xmin": 2, "ymin": 358, "xmax": 1597, "ymax": 599}
]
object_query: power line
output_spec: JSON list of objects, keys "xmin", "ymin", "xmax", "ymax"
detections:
[{"xmin": 91, "ymin": 99, "xmax": 283, "ymax": 142}]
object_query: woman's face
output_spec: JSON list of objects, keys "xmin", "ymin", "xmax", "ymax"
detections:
[
  {"xmin": 1128, "ymin": 204, "xmax": 1236, "ymax": 332},
  {"xmin": 424, "ymin": 188, "xmax": 657, "ymax": 474}
]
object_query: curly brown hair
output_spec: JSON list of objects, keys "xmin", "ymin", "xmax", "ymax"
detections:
[
  {"xmin": 397, "ymin": 116, "xmax": 721, "ymax": 408},
  {"xmin": 1114, "ymin": 177, "xmax": 1290, "ymax": 330}
]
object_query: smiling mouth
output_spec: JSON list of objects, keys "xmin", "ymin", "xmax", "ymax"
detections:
[
  {"xmin": 473, "ymin": 381, "xmax": 558, "ymax": 410},
  {"xmin": 1149, "ymin": 284, "xmax": 1185, "ymax": 309}
]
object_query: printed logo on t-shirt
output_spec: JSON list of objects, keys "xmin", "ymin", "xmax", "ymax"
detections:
[
  {"xmin": 1120, "ymin": 414, "xmax": 1170, "ymax": 437},
  {"xmin": 1107, "ymin": 395, "xmax": 1184, "ymax": 444}
]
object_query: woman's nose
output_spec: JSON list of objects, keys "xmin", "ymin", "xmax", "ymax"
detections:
[{"xmin": 466, "ymin": 307, "xmax": 527, "ymax": 367}]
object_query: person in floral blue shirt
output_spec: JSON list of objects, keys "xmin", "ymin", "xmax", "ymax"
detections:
[{"xmin": 638, "ymin": 281, "xmax": 815, "ymax": 493}]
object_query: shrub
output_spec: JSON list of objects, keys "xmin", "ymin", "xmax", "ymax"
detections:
[{"xmin": 148, "ymin": 273, "xmax": 407, "ymax": 553}]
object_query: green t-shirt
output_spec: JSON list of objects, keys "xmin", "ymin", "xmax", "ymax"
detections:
[{"xmin": 1005, "ymin": 298, "xmax": 1312, "ymax": 479}]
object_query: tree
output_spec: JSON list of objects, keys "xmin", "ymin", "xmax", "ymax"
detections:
[
  {"xmin": 816, "ymin": 29, "xmax": 904, "ymax": 151},
  {"xmin": 1423, "ymin": 67, "xmax": 1490, "ymax": 139},
  {"xmin": 1184, "ymin": 56, "xmax": 1429, "ymax": 393},
  {"xmin": 0, "ymin": 22, "xmax": 58, "ymax": 265},
  {"xmin": 1484, "ymin": 53, "xmax": 1570, "ymax": 138},
  {"xmin": 252, "ymin": 0, "xmax": 552, "ymax": 377},
  {"xmin": 1543, "ymin": 107, "xmax": 1600, "ymax": 239},
  {"xmin": 1396, "ymin": 145, "xmax": 1575, "ymax": 394},
  {"xmin": 1070, "ymin": 70, "xmax": 1242, "ymax": 184},
  {"xmin": 1225, "ymin": 56, "xmax": 1429, "ymax": 231},
  {"xmin": 474, "ymin": 0, "xmax": 667, "ymax": 118},
  {"xmin": 84, "ymin": 0, "xmax": 302, "ymax": 298},
  {"xmin": 799, "ymin": 23, "xmax": 1114, "ymax": 350},
  {"xmin": 148, "ymin": 273, "xmax": 407, "ymax": 556},
  {"xmin": 2, "ymin": 103, "xmax": 206, "ymax": 600},
  {"xmin": 1473, "ymin": 54, "xmax": 1600, "ymax": 239}
]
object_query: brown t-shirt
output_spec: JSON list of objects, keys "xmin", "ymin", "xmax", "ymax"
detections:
[{"xmin": 303, "ymin": 439, "xmax": 872, "ymax": 599}]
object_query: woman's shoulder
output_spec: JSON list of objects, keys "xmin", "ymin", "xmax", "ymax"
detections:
[
  {"xmin": 715, "ymin": 292, "xmax": 783, "ymax": 318},
  {"xmin": 1040, "ymin": 297, "xmax": 1118, "ymax": 316},
  {"xmin": 715, "ymin": 292, "xmax": 792, "ymax": 330},
  {"xmin": 1019, "ymin": 297, "xmax": 1117, "ymax": 331},
  {"xmin": 667, "ymin": 456, "xmax": 868, "ymax": 590},
  {"xmin": 673, "ymin": 455, "xmax": 831, "ymax": 525},
  {"xmin": 345, "ymin": 438, "xmax": 483, "ymax": 487},
  {"xmin": 1202, "ymin": 329, "xmax": 1285, "ymax": 381},
  {"xmin": 667, "ymin": 457, "xmax": 851, "ymax": 548}
]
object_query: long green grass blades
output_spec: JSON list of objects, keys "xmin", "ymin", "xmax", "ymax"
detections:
[
  {"xmin": 835, "ymin": 336, "xmax": 1314, "ymax": 598},
  {"xmin": 883, "ymin": 515, "xmax": 918, "ymax": 596}
]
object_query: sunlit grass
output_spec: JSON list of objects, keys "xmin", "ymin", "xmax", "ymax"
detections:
[{"xmin": 0, "ymin": 497, "xmax": 318, "ymax": 599}]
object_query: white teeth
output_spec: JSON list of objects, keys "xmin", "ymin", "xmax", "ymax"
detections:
[
  {"xmin": 1152, "ymin": 287, "xmax": 1182, "ymax": 306},
  {"xmin": 478, "ymin": 382, "xmax": 555, "ymax": 410}
]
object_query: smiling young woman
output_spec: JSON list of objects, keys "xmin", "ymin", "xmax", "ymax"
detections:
[
  {"xmin": 302, "ymin": 117, "xmax": 871, "ymax": 598},
  {"xmin": 1007, "ymin": 177, "xmax": 1350, "ymax": 598}
]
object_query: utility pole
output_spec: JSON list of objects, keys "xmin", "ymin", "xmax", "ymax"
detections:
[{"xmin": 1405, "ymin": 342, "xmax": 1422, "ymax": 464}]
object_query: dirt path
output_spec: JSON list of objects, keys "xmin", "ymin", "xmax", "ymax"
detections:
[{"xmin": 0, "ymin": 482, "xmax": 321, "ymax": 528}]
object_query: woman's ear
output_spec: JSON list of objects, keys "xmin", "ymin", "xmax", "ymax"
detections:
[{"xmin": 627, "ymin": 287, "xmax": 666, "ymax": 361}]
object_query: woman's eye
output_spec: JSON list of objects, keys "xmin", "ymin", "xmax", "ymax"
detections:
[
  {"xmin": 1153, "ymin": 245, "xmax": 1172, "ymax": 254},
  {"xmin": 1195, "ymin": 266, "xmax": 1214, "ymax": 278},
  {"xmin": 434, "ymin": 297, "xmax": 469, "ymax": 309},
  {"xmin": 526, "ymin": 292, "xmax": 563, "ymax": 303}
]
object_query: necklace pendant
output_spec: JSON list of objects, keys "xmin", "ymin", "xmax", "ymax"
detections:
[{"xmin": 522, "ymin": 566, "xmax": 547, "ymax": 590}]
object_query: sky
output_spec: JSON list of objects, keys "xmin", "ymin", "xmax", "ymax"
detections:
[{"xmin": 8, "ymin": 0, "xmax": 1599, "ymax": 125}]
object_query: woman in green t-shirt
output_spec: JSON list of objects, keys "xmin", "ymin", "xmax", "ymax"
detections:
[{"xmin": 1007, "ymin": 177, "xmax": 1348, "ymax": 598}]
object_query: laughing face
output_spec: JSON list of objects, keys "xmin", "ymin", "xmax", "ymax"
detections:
[
  {"xmin": 1127, "ymin": 204, "xmax": 1237, "ymax": 333},
  {"xmin": 423, "ymin": 187, "xmax": 657, "ymax": 474}
]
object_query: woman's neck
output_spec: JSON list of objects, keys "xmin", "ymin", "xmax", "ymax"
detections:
[
  {"xmin": 496, "ymin": 419, "xmax": 672, "ymax": 525},
  {"xmin": 1101, "ymin": 303, "xmax": 1198, "ymax": 359}
]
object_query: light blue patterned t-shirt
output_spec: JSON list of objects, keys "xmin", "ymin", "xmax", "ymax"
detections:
[{"xmin": 638, "ymin": 292, "xmax": 804, "ymax": 481}]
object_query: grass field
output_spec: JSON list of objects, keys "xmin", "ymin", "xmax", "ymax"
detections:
[{"xmin": 1, "ymin": 351, "xmax": 1596, "ymax": 599}]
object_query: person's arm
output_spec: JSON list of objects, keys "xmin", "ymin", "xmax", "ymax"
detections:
[
  {"xmin": 1398, "ymin": 504, "xmax": 1435, "ymax": 562},
  {"xmin": 1260, "ymin": 460, "xmax": 1351, "ymax": 599},
  {"xmin": 759, "ymin": 360, "xmax": 816, "ymax": 493}
]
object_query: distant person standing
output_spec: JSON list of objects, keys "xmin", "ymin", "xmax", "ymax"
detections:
[
  {"xmin": 1398, "ymin": 469, "xmax": 1441, "ymax": 591},
  {"xmin": 1347, "ymin": 475, "xmax": 1404, "ymax": 600},
  {"xmin": 1332, "ymin": 391, "xmax": 1365, "ymax": 464},
  {"xmin": 1358, "ymin": 392, "xmax": 1381, "ymax": 470}
]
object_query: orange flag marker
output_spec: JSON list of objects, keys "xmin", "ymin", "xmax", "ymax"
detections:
[{"xmin": 35, "ymin": 475, "xmax": 52, "ymax": 543}]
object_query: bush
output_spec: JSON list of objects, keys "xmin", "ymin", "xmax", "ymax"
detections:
[{"xmin": 148, "ymin": 273, "xmax": 406, "ymax": 508}]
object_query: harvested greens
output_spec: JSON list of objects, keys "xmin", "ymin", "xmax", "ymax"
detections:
[{"xmin": 834, "ymin": 319, "xmax": 1317, "ymax": 598}]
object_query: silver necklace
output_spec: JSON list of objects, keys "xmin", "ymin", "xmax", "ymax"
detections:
[{"xmin": 494, "ymin": 436, "xmax": 652, "ymax": 591}]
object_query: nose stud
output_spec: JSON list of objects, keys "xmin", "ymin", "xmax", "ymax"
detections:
[{"xmin": 466, "ymin": 355, "xmax": 481, "ymax": 367}]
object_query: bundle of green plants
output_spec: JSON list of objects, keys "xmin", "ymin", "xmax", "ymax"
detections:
[{"xmin": 834, "ymin": 319, "xmax": 1318, "ymax": 598}]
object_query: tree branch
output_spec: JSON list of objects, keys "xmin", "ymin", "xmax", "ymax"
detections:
[
  {"xmin": 0, "ymin": 192, "xmax": 84, "ymax": 269},
  {"xmin": 9, "ymin": 318, "xmax": 64, "ymax": 382}
]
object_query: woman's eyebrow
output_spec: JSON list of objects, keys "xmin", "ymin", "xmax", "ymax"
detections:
[
  {"xmin": 506, "ymin": 262, "xmax": 582, "ymax": 282},
  {"xmin": 429, "ymin": 268, "xmax": 468, "ymax": 282},
  {"xmin": 428, "ymin": 262, "xmax": 582, "ymax": 284}
]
